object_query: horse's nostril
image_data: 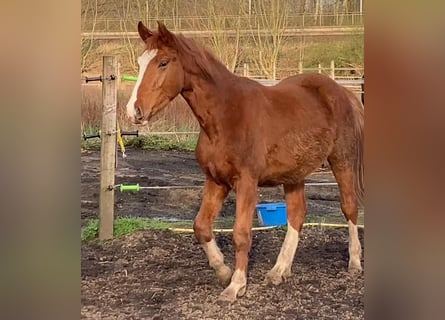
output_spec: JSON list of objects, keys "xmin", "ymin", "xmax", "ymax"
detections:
[{"xmin": 135, "ymin": 106, "xmax": 143, "ymax": 119}]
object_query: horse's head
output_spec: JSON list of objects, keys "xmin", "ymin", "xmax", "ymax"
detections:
[{"xmin": 126, "ymin": 21, "xmax": 185, "ymax": 125}]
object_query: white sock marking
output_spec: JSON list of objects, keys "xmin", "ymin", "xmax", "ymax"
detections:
[
  {"xmin": 348, "ymin": 220, "xmax": 362, "ymax": 269},
  {"xmin": 202, "ymin": 238, "xmax": 225, "ymax": 269},
  {"xmin": 271, "ymin": 223, "xmax": 300, "ymax": 275},
  {"xmin": 223, "ymin": 269, "xmax": 246, "ymax": 297}
]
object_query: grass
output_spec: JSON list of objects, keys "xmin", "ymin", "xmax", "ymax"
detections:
[
  {"xmin": 303, "ymin": 33, "xmax": 364, "ymax": 73},
  {"xmin": 126, "ymin": 135, "xmax": 198, "ymax": 151},
  {"xmin": 80, "ymin": 124, "xmax": 101, "ymax": 149},
  {"xmin": 81, "ymin": 139, "xmax": 101, "ymax": 150},
  {"xmin": 82, "ymin": 212, "xmax": 365, "ymax": 242},
  {"xmin": 81, "ymin": 217, "xmax": 189, "ymax": 241},
  {"xmin": 80, "ymin": 134, "xmax": 198, "ymax": 152}
]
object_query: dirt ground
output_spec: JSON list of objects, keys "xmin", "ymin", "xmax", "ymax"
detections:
[{"xmin": 81, "ymin": 149, "xmax": 364, "ymax": 319}]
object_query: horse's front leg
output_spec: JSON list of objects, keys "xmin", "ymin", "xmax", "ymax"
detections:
[
  {"xmin": 219, "ymin": 175, "xmax": 257, "ymax": 302},
  {"xmin": 193, "ymin": 178, "xmax": 231, "ymax": 286}
]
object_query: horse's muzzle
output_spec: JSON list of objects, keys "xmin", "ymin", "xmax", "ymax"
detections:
[
  {"xmin": 135, "ymin": 106, "xmax": 144, "ymax": 121},
  {"xmin": 131, "ymin": 106, "xmax": 150, "ymax": 125}
]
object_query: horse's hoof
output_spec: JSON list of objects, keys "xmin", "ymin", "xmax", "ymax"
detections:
[
  {"xmin": 216, "ymin": 265, "xmax": 232, "ymax": 287},
  {"xmin": 237, "ymin": 285, "xmax": 247, "ymax": 297},
  {"xmin": 348, "ymin": 259, "xmax": 362, "ymax": 273},
  {"xmin": 265, "ymin": 268, "xmax": 290, "ymax": 286},
  {"xmin": 218, "ymin": 288, "xmax": 237, "ymax": 304},
  {"xmin": 217, "ymin": 285, "xmax": 246, "ymax": 304},
  {"xmin": 264, "ymin": 271, "xmax": 284, "ymax": 286}
]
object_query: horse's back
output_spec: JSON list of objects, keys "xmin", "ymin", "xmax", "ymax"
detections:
[
  {"xmin": 277, "ymin": 73, "xmax": 351, "ymax": 108},
  {"xmin": 258, "ymin": 74, "xmax": 342, "ymax": 133},
  {"xmin": 272, "ymin": 73, "xmax": 362, "ymax": 130},
  {"xmin": 277, "ymin": 73, "xmax": 339, "ymax": 90}
]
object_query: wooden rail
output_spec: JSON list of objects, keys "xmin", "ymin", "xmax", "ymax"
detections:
[
  {"xmin": 82, "ymin": 13, "xmax": 364, "ymax": 32},
  {"xmin": 82, "ymin": 26, "xmax": 363, "ymax": 40}
]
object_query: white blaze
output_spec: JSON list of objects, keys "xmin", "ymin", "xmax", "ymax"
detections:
[{"xmin": 126, "ymin": 49, "xmax": 157, "ymax": 120}]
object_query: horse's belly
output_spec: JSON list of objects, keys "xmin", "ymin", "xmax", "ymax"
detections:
[
  {"xmin": 259, "ymin": 149, "xmax": 328, "ymax": 186},
  {"xmin": 259, "ymin": 166, "xmax": 309, "ymax": 186},
  {"xmin": 258, "ymin": 127, "xmax": 334, "ymax": 186}
]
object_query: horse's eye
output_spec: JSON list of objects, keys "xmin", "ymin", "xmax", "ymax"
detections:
[{"xmin": 159, "ymin": 61, "xmax": 168, "ymax": 68}]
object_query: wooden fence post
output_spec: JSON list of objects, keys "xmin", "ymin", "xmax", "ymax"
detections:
[
  {"xmin": 318, "ymin": 63, "xmax": 322, "ymax": 74},
  {"xmin": 330, "ymin": 60, "xmax": 335, "ymax": 79},
  {"xmin": 99, "ymin": 56, "xmax": 118, "ymax": 240}
]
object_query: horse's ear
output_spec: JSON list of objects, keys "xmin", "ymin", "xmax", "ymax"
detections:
[
  {"xmin": 157, "ymin": 21, "xmax": 175, "ymax": 46},
  {"xmin": 138, "ymin": 21, "xmax": 152, "ymax": 42}
]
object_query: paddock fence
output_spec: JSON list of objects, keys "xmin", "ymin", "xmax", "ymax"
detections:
[{"xmin": 82, "ymin": 12, "xmax": 364, "ymax": 33}]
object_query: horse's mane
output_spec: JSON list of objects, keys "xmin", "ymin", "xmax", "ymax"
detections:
[{"xmin": 147, "ymin": 32, "xmax": 229, "ymax": 82}]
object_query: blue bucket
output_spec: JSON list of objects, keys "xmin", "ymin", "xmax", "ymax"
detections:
[{"xmin": 256, "ymin": 202, "xmax": 287, "ymax": 227}]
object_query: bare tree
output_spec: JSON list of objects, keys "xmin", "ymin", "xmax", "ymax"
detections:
[
  {"xmin": 314, "ymin": 0, "xmax": 324, "ymax": 25},
  {"xmin": 298, "ymin": 0, "xmax": 308, "ymax": 14},
  {"xmin": 111, "ymin": 0, "xmax": 153, "ymax": 73},
  {"xmin": 201, "ymin": 0, "xmax": 244, "ymax": 72},
  {"xmin": 341, "ymin": 0, "xmax": 352, "ymax": 24},
  {"xmin": 249, "ymin": 0, "xmax": 290, "ymax": 79},
  {"xmin": 81, "ymin": 0, "xmax": 98, "ymax": 73},
  {"xmin": 299, "ymin": 0, "xmax": 308, "ymax": 62},
  {"xmin": 172, "ymin": 0, "xmax": 180, "ymax": 29},
  {"xmin": 333, "ymin": 0, "xmax": 352, "ymax": 25},
  {"xmin": 109, "ymin": 0, "xmax": 184, "ymax": 73}
]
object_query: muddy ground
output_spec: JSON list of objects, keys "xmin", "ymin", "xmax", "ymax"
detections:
[
  {"xmin": 81, "ymin": 149, "xmax": 364, "ymax": 319},
  {"xmin": 81, "ymin": 149, "xmax": 344, "ymax": 227}
]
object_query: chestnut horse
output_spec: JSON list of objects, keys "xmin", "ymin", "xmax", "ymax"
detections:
[{"xmin": 127, "ymin": 21, "xmax": 364, "ymax": 302}]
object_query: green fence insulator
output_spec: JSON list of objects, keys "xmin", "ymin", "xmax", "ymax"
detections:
[
  {"xmin": 119, "ymin": 184, "xmax": 140, "ymax": 192},
  {"xmin": 121, "ymin": 75, "xmax": 138, "ymax": 82}
]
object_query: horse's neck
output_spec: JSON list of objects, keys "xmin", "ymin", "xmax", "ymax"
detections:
[{"xmin": 181, "ymin": 74, "xmax": 235, "ymax": 140}]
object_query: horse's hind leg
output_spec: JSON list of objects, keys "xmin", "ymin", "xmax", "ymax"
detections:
[
  {"xmin": 328, "ymin": 161, "xmax": 362, "ymax": 272},
  {"xmin": 193, "ymin": 178, "xmax": 232, "ymax": 286},
  {"xmin": 265, "ymin": 182, "xmax": 306, "ymax": 285}
]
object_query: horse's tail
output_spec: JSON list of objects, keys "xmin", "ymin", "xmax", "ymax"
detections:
[{"xmin": 352, "ymin": 97, "xmax": 365, "ymax": 208}]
